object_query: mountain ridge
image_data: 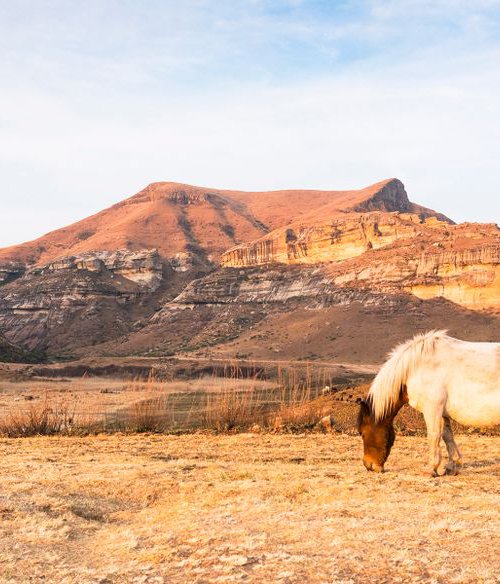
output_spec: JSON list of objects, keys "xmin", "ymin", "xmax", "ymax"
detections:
[{"xmin": 0, "ymin": 178, "xmax": 449, "ymax": 267}]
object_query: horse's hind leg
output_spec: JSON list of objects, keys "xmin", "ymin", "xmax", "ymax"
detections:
[
  {"xmin": 422, "ymin": 406, "xmax": 445, "ymax": 477},
  {"xmin": 442, "ymin": 417, "xmax": 463, "ymax": 475}
]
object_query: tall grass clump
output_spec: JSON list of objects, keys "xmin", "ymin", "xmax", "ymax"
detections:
[
  {"xmin": 0, "ymin": 398, "xmax": 76, "ymax": 437},
  {"xmin": 101, "ymin": 372, "xmax": 174, "ymax": 433}
]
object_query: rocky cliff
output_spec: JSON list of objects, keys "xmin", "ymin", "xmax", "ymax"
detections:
[
  {"xmin": 221, "ymin": 212, "xmax": 433, "ymax": 267},
  {"xmin": 36, "ymin": 249, "xmax": 164, "ymax": 290},
  {"xmin": 220, "ymin": 196, "xmax": 500, "ymax": 312},
  {"xmin": 327, "ymin": 224, "xmax": 500, "ymax": 311},
  {"xmin": 0, "ymin": 248, "xmax": 203, "ymax": 352}
]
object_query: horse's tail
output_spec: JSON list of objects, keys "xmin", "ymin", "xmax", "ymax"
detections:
[{"xmin": 368, "ymin": 330, "xmax": 448, "ymax": 421}]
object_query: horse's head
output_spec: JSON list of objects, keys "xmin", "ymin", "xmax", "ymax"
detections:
[{"xmin": 357, "ymin": 399, "xmax": 396, "ymax": 473}]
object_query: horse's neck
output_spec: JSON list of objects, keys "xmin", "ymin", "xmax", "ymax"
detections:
[{"xmin": 387, "ymin": 386, "xmax": 408, "ymax": 420}]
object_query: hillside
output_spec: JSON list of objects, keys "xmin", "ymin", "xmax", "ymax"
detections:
[{"xmin": 0, "ymin": 333, "xmax": 44, "ymax": 363}]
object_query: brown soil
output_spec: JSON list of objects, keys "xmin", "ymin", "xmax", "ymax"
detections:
[{"xmin": 191, "ymin": 298, "xmax": 500, "ymax": 365}]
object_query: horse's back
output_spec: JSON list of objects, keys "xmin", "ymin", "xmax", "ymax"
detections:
[{"xmin": 408, "ymin": 337, "xmax": 500, "ymax": 426}]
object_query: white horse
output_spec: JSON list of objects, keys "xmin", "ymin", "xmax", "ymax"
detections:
[{"xmin": 357, "ymin": 330, "xmax": 500, "ymax": 476}]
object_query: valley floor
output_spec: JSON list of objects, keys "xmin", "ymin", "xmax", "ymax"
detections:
[{"xmin": 0, "ymin": 434, "xmax": 499, "ymax": 584}]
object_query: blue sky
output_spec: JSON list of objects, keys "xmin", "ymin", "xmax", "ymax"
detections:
[{"xmin": 1, "ymin": 0, "xmax": 500, "ymax": 246}]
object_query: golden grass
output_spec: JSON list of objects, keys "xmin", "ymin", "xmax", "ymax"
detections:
[
  {"xmin": 0, "ymin": 369, "xmax": 335, "ymax": 436},
  {"xmin": 0, "ymin": 395, "xmax": 76, "ymax": 437},
  {"xmin": 0, "ymin": 433, "xmax": 498, "ymax": 583}
]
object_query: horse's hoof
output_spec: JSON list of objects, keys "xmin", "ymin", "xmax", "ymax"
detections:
[
  {"xmin": 445, "ymin": 464, "xmax": 459, "ymax": 476},
  {"xmin": 422, "ymin": 470, "xmax": 438, "ymax": 478}
]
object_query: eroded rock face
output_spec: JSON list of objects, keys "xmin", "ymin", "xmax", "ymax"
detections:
[
  {"xmin": 32, "ymin": 249, "xmax": 164, "ymax": 290},
  {"xmin": 0, "ymin": 249, "xmax": 164, "ymax": 351},
  {"xmin": 0, "ymin": 244, "xmax": 209, "ymax": 352},
  {"xmin": 329, "ymin": 230, "xmax": 500, "ymax": 311},
  {"xmin": 0, "ymin": 267, "xmax": 142, "ymax": 350},
  {"xmin": 220, "ymin": 207, "xmax": 500, "ymax": 311},
  {"xmin": 221, "ymin": 212, "xmax": 435, "ymax": 267},
  {"xmin": 170, "ymin": 266, "xmax": 380, "ymax": 306},
  {"xmin": 0, "ymin": 261, "xmax": 25, "ymax": 285}
]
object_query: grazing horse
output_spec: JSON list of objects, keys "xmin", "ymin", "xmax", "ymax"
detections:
[{"xmin": 358, "ymin": 330, "xmax": 500, "ymax": 476}]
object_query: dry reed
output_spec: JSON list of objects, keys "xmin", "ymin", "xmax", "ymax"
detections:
[{"xmin": 0, "ymin": 364, "xmax": 335, "ymax": 436}]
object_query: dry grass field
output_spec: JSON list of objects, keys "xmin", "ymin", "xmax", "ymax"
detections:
[{"xmin": 0, "ymin": 433, "xmax": 498, "ymax": 584}]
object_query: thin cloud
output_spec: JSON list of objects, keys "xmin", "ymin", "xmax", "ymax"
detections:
[{"xmin": 0, "ymin": 1, "xmax": 499, "ymax": 247}]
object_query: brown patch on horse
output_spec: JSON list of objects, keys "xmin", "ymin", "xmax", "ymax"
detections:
[{"xmin": 358, "ymin": 386, "xmax": 408, "ymax": 472}]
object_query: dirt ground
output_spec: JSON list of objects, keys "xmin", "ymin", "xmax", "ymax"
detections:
[{"xmin": 0, "ymin": 434, "xmax": 498, "ymax": 584}]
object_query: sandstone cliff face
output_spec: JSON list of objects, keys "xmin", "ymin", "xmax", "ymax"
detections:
[
  {"xmin": 221, "ymin": 212, "xmax": 434, "ymax": 267},
  {"xmin": 220, "ymin": 179, "xmax": 452, "ymax": 268},
  {"xmin": 36, "ymin": 249, "xmax": 164, "ymax": 290},
  {"xmin": 0, "ymin": 248, "xmax": 201, "ymax": 351},
  {"xmin": 0, "ymin": 267, "xmax": 142, "ymax": 350},
  {"xmin": 329, "ymin": 232, "xmax": 500, "ymax": 311},
  {"xmin": 170, "ymin": 266, "xmax": 379, "ymax": 307},
  {"xmin": 220, "ymin": 197, "xmax": 500, "ymax": 312}
]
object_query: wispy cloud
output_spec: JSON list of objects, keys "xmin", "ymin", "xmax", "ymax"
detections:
[{"xmin": 0, "ymin": 1, "xmax": 499, "ymax": 246}]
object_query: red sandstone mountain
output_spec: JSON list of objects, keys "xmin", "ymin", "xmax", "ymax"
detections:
[
  {"xmin": 0, "ymin": 178, "xmax": 446, "ymax": 266},
  {"xmin": 0, "ymin": 177, "xmax": 498, "ymax": 359}
]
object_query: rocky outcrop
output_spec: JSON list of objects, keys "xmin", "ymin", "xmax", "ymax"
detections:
[
  {"xmin": 349, "ymin": 179, "xmax": 451, "ymax": 223},
  {"xmin": 330, "ymin": 234, "xmax": 500, "ymax": 311},
  {"xmin": 0, "ymin": 261, "xmax": 25, "ymax": 285},
  {"xmin": 221, "ymin": 212, "xmax": 436, "ymax": 267},
  {"xmin": 0, "ymin": 244, "xmax": 209, "ymax": 354},
  {"xmin": 0, "ymin": 267, "xmax": 142, "ymax": 351},
  {"xmin": 170, "ymin": 266, "xmax": 381, "ymax": 307},
  {"xmin": 30, "ymin": 249, "xmax": 164, "ymax": 290},
  {"xmin": 220, "ymin": 202, "xmax": 500, "ymax": 312}
]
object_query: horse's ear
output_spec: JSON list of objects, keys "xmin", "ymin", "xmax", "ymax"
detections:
[
  {"xmin": 357, "ymin": 399, "xmax": 371, "ymax": 432},
  {"xmin": 358, "ymin": 399, "xmax": 370, "ymax": 412}
]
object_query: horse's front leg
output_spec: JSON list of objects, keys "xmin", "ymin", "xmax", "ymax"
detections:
[
  {"xmin": 422, "ymin": 406, "xmax": 445, "ymax": 477},
  {"xmin": 442, "ymin": 416, "xmax": 463, "ymax": 475}
]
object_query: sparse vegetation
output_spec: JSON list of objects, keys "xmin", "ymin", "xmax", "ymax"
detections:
[
  {"xmin": 0, "ymin": 367, "xmax": 341, "ymax": 437},
  {"xmin": 76, "ymin": 229, "xmax": 95, "ymax": 240}
]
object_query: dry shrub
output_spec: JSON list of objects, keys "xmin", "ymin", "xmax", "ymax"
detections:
[
  {"xmin": 202, "ymin": 365, "xmax": 333, "ymax": 432},
  {"xmin": 272, "ymin": 388, "xmax": 330, "ymax": 430},
  {"xmin": 102, "ymin": 373, "xmax": 174, "ymax": 433},
  {"xmin": 203, "ymin": 388, "xmax": 266, "ymax": 431},
  {"xmin": 112, "ymin": 395, "xmax": 172, "ymax": 433},
  {"xmin": 0, "ymin": 399, "xmax": 76, "ymax": 437}
]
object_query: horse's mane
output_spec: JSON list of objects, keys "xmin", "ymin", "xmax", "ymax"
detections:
[{"xmin": 368, "ymin": 330, "xmax": 449, "ymax": 421}]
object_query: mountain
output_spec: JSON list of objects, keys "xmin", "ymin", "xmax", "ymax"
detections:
[
  {"xmin": 0, "ymin": 178, "xmax": 446, "ymax": 266},
  {"xmin": 0, "ymin": 178, "xmax": 498, "ymax": 359}
]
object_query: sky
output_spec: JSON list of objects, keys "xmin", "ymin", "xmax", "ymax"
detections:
[{"xmin": 0, "ymin": 0, "xmax": 500, "ymax": 247}]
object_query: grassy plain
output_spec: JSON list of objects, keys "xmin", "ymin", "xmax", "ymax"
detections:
[{"xmin": 0, "ymin": 433, "xmax": 498, "ymax": 583}]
